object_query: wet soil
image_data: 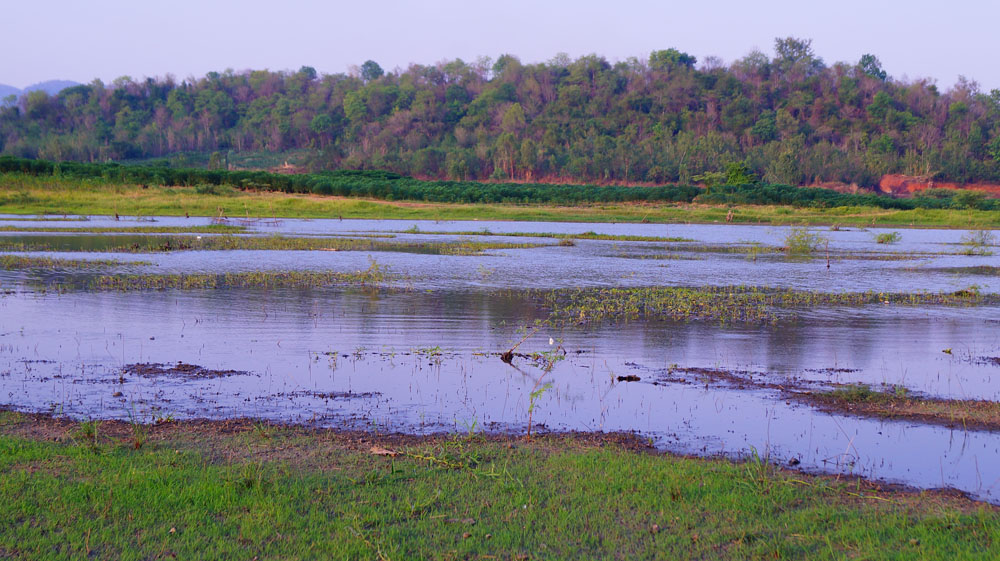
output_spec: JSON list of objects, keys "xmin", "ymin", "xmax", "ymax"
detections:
[
  {"xmin": 123, "ymin": 362, "xmax": 250, "ymax": 379},
  {"xmin": 653, "ymin": 366, "xmax": 1000, "ymax": 432}
]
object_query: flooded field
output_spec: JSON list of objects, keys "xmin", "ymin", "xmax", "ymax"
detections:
[{"xmin": 2, "ymin": 214, "xmax": 999, "ymax": 503}]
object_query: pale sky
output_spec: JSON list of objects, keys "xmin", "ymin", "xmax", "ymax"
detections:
[{"xmin": 2, "ymin": 0, "xmax": 998, "ymax": 92}]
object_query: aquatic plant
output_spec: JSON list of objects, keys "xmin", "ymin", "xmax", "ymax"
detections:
[
  {"xmin": 0, "ymin": 255, "xmax": 147, "ymax": 269},
  {"xmin": 526, "ymin": 341, "xmax": 565, "ymax": 440},
  {"xmin": 393, "ymin": 229, "xmax": 696, "ymax": 243},
  {"xmin": 89, "ymin": 260, "xmax": 393, "ymax": 291},
  {"xmin": 783, "ymin": 228, "xmax": 827, "ymax": 256},
  {"xmin": 0, "ymin": 234, "xmax": 545, "ymax": 256},
  {"xmin": 541, "ymin": 285, "xmax": 993, "ymax": 325},
  {"xmin": 874, "ymin": 232, "xmax": 901, "ymax": 244},
  {"xmin": 0, "ymin": 224, "xmax": 244, "ymax": 234},
  {"xmin": 960, "ymin": 230, "xmax": 996, "ymax": 256}
]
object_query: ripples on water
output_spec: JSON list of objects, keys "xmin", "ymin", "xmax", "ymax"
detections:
[{"xmin": 1, "ymin": 215, "xmax": 999, "ymax": 502}]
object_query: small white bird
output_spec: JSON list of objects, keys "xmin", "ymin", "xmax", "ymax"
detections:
[{"xmin": 549, "ymin": 337, "xmax": 554, "ymax": 345}]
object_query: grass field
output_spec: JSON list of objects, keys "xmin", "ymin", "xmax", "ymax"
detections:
[
  {"xmin": 2, "ymin": 173, "xmax": 1000, "ymax": 228},
  {"xmin": 0, "ymin": 412, "xmax": 996, "ymax": 560}
]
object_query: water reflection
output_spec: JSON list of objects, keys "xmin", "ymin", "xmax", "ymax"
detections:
[{"xmin": 1, "ymin": 287, "xmax": 999, "ymax": 502}]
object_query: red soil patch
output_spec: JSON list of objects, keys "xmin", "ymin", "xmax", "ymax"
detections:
[{"xmin": 879, "ymin": 174, "xmax": 1000, "ymax": 197}]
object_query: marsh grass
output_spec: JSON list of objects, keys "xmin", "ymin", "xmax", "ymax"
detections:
[
  {"xmin": 807, "ymin": 384, "xmax": 1000, "ymax": 431},
  {"xmin": 875, "ymin": 231, "xmax": 902, "ymax": 244},
  {"xmin": 0, "ymin": 224, "xmax": 244, "ymax": 234},
  {"xmin": 542, "ymin": 286, "xmax": 994, "ymax": 325},
  {"xmin": 783, "ymin": 228, "xmax": 828, "ymax": 256},
  {"xmin": 960, "ymin": 230, "xmax": 997, "ymax": 256},
  {"xmin": 0, "ymin": 255, "xmax": 148, "ymax": 269},
  {"xmin": 89, "ymin": 262, "xmax": 392, "ymax": 291},
  {"xmin": 0, "ymin": 413, "xmax": 996, "ymax": 560},
  {"xmin": 396, "ymin": 228, "xmax": 696, "ymax": 243},
  {"xmin": 0, "ymin": 233, "xmax": 544, "ymax": 255},
  {"xmin": 910, "ymin": 266, "xmax": 1000, "ymax": 276}
]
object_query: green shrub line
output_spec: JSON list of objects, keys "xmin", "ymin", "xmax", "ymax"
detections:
[{"xmin": 2, "ymin": 155, "xmax": 994, "ymax": 211}]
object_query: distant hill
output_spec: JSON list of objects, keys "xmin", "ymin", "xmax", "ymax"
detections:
[
  {"xmin": 0, "ymin": 84, "xmax": 19, "ymax": 101},
  {"xmin": 0, "ymin": 80, "xmax": 81, "ymax": 103},
  {"xmin": 24, "ymin": 80, "xmax": 80, "ymax": 95},
  {"xmin": 2, "ymin": 41, "xmax": 1000, "ymax": 186}
]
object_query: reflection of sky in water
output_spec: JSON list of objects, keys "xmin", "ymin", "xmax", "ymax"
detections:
[
  {"xmin": 1, "ymin": 217, "xmax": 1000, "ymax": 503},
  {"xmin": 1, "ymin": 216, "xmax": 999, "ymax": 294},
  {"xmin": 2, "ymin": 288, "xmax": 999, "ymax": 503}
]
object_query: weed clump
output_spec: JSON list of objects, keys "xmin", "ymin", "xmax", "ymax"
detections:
[
  {"xmin": 782, "ymin": 228, "xmax": 827, "ymax": 256},
  {"xmin": 874, "ymin": 231, "xmax": 901, "ymax": 244},
  {"xmin": 960, "ymin": 230, "xmax": 996, "ymax": 256}
]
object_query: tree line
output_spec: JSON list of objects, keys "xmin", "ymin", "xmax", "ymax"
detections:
[{"xmin": 2, "ymin": 38, "xmax": 1000, "ymax": 187}]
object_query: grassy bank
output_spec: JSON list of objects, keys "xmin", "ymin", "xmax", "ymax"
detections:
[
  {"xmin": 3, "ymin": 174, "xmax": 1000, "ymax": 227},
  {"xmin": 805, "ymin": 384, "xmax": 1000, "ymax": 431},
  {"xmin": 0, "ymin": 412, "xmax": 996, "ymax": 560}
]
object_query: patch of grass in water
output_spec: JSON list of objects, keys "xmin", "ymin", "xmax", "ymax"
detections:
[
  {"xmin": 542, "ymin": 286, "xmax": 994, "ymax": 325},
  {"xmin": 0, "ymin": 234, "xmax": 545, "ymax": 255},
  {"xmin": 90, "ymin": 264, "xmax": 392, "ymax": 291},
  {"xmin": 909, "ymin": 266, "xmax": 1000, "ymax": 276},
  {"xmin": 0, "ymin": 255, "xmax": 149, "ymax": 269},
  {"xmin": 395, "ymin": 228, "xmax": 696, "ymax": 243},
  {"xmin": 783, "ymin": 227, "xmax": 828, "ymax": 256},
  {"xmin": 0, "ymin": 224, "xmax": 245, "ymax": 234},
  {"xmin": 874, "ymin": 231, "xmax": 902, "ymax": 244},
  {"xmin": 807, "ymin": 384, "xmax": 1000, "ymax": 431},
  {"xmin": 959, "ymin": 230, "xmax": 997, "ymax": 256}
]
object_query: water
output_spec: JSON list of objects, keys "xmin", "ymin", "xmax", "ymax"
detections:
[{"xmin": 1, "ymin": 215, "xmax": 999, "ymax": 503}]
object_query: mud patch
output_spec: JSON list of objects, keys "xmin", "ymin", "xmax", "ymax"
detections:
[
  {"xmin": 649, "ymin": 365, "xmax": 1000, "ymax": 431},
  {"xmin": 123, "ymin": 362, "xmax": 250, "ymax": 379},
  {"xmin": 272, "ymin": 390, "xmax": 381, "ymax": 400},
  {"xmin": 974, "ymin": 356, "xmax": 1000, "ymax": 367}
]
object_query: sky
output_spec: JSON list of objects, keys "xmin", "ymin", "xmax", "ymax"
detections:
[{"xmin": 2, "ymin": 0, "xmax": 998, "ymax": 92}]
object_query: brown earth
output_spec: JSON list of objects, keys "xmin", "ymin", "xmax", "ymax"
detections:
[{"xmin": 879, "ymin": 174, "xmax": 1000, "ymax": 197}]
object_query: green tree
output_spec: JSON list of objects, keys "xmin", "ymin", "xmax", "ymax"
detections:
[
  {"xmin": 501, "ymin": 103, "xmax": 526, "ymax": 135},
  {"xmin": 298, "ymin": 66, "xmax": 318, "ymax": 80},
  {"xmin": 360, "ymin": 60, "xmax": 384, "ymax": 82},
  {"xmin": 773, "ymin": 37, "xmax": 824, "ymax": 78},
  {"xmin": 342, "ymin": 91, "xmax": 367, "ymax": 123},
  {"xmin": 858, "ymin": 54, "xmax": 887, "ymax": 81},
  {"xmin": 649, "ymin": 49, "xmax": 697, "ymax": 71},
  {"xmin": 750, "ymin": 111, "xmax": 778, "ymax": 142}
]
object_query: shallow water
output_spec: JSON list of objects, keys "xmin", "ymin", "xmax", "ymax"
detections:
[{"xmin": 1, "ymin": 215, "xmax": 999, "ymax": 503}]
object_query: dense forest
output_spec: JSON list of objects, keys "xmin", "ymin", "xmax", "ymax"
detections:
[{"xmin": 2, "ymin": 38, "xmax": 1000, "ymax": 187}]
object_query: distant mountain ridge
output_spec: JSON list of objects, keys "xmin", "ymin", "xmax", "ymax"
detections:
[
  {"xmin": 0, "ymin": 80, "xmax": 81, "ymax": 101},
  {"xmin": 0, "ymin": 84, "xmax": 20, "ymax": 99}
]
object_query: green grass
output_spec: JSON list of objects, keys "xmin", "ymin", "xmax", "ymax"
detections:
[
  {"xmin": 0, "ymin": 233, "xmax": 546, "ymax": 255},
  {"xmin": 4, "ymin": 173, "xmax": 1000, "ymax": 227},
  {"xmin": 0, "ymin": 224, "xmax": 245, "ymax": 234},
  {"xmin": 542, "ymin": 286, "xmax": 995, "ymax": 325},
  {"xmin": 805, "ymin": 384, "xmax": 1000, "ymax": 431},
  {"xmin": 0, "ymin": 255, "xmax": 148, "ymax": 270},
  {"xmin": 87, "ymin": 265, "xmax": 392, "ymax": 291},
  {"xmin": 398, "ymin": 227, "xmax": 696, "ymax": 242},
  {"xmin": 875, "ymin": 231, "xmax": 902, "ymax": 244},
  {"xmin": 0, "ymin": 413, "xmax": 996, "ymax": 560}
]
